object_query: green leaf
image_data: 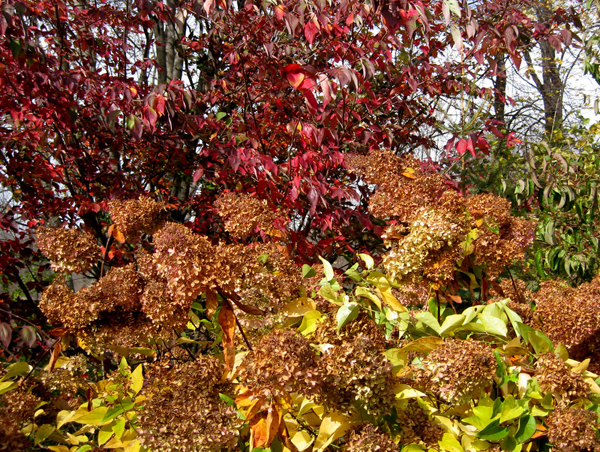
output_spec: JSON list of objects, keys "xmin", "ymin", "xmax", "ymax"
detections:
[
  {"xmin": 0, "ymin": 361, "xmax": 31, "ymax": 381},
  {"xmin": 216, "ymin": 111, "xmax": 227, "ymax": 120},
  {"xmin": 358, "ymin": 253, "xmax": 374, "ymax": 270},
  {"xmin": 415, "ymin": 311, "xmax": 441, "ymax": 334},
  {"xmin": 478, "ymin": 313, "xmax": 507, "ymax": 337},
  {"xmin": 34, "ymin": 424, "xmax": 55, "ymax": 445},
  {"xmin": 500, "ymin": 435, "xmax": 518, "ymax": 451},
  {"xmin": 438, "ymin": 432, "xmax": 464, "ymax": 452},
  {"xmin": 113, "ymin": 418, "xmax": 126, "ymax": 440},
  {"xmin": 318, "ymin": 256, "xmax": 335, "ymax": 281},
  {"xmin": 318, "ymin": 286, "xmax": 339, "ymax": 304},
  {"xmin": 0, "ymin": 380, "xmax": 17, "ymax": 395},
  {"xmin": 75, "ymin": 407, "xmax": 109, "ymax": 425},
  {"xmin": 257, "ymin": 253, "xmax": 269, "ymax": 264},
  {"xmin": 439, "ymin": 314, "xmax": 466, "ymax": 336},
  {"xmin": 477, "ymin": 419, "xmax": 509, "ymax": 441},
  {"xmin": 500, "ymin": 396, "xmax": 524, "ymax": 423},
  {"xmin": 337, "ymin": 303, "xmax": 360, "ymax": 332},
  {"xmin": 514, "ymin": 415, "xmax": 536, "ymax": 443},
  {"xmin": 219, "ymin": 393, "xmax": 236, "ymax": 406},
  {"xmin": 302, "ymin": 264, "xmax": 317, "ymax": 279},
  {"xmin": 344, "ymin": 263, "xmax": 362, "ymax": 282}
]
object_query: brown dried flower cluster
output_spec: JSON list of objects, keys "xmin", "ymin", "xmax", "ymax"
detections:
[
  {"xmin": 314, "ymin": 313, "xmax": 387, "ymax": 350},
  {"xmin": 215, "ymin": 192, "xmax": 287, "ymax": 240},
  {"xmin": 398, "ymin": 400, "xmax": 443, "ymax": 446},
  {"xmin": 40, "ymin": 263, "xmax": 143, "ymax": 330},
  {"xmin": 37, "ymin": 227, "xmax": 100, "ymax": 273},
  {"xmin": 319, "ymin": 335, "xmax": 396, "ymax": 416},
  {"xmin": 348, "ymin": 150, "xmax": 534, "ymax": 283},
  {"xmin": 415, "ymin": 339, "xmax": 496, "ymax": 404},
  {"xmin": 239, "ymin": 329, "xmax": 322, "ymax": 400},
  {"xmin": 534, "ymin": 353, "xmax": 589, "ymax": 406},
  {"xmin": 108, "ymin": 196, "xmax": 166, "ymax": 241},
  {"xmin": 546, "ymin": 407, "xmax": 600, "ymax": 451},
  {"xmin": 466, "ymin": 194, "xmax": 535, "ymax": 278},
  {"xmin": 346, "ymin": 150, "xmax": 446, "ymax": 223},
  {"xmin": 153, "ymin": 222, "xmax": 233, "ymax": 306},
  {"xmin": 139, "ymin": 356, "xmax": 240, "ymax": 452},
  {"xmin": 0, "ymin": 388, "xmax": 41, "ymax": 451},
  {"xmin": 344, "ymin": 424, "xmax": 397, "ymax": 452},
  {"xmin": 382, "ymin": 206, "xmax": 467, "ymax": 283},
  {"xmin": 534, "ymin": 278, "xmax": 600, "ymax": 360}
]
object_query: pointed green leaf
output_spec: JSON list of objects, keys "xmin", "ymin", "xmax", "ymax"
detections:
[{"xmin": 337, "ymin": 303, "xmax": 360, "ymax": 332}]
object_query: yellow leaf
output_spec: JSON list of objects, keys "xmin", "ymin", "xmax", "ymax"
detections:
[
  {"xmin": 376, "ymin": 286, "xmax": 407, "ymax": 312},
  {"xmin": 130, "ymin": 365, "xmax": 143, "ymax": 395},
  {"xmin": 399, "ymin": 337, "xmax": 444, "ymax": 354},
  {"xmin": 394, "ymin": 383, "xmax": 426, "ymax": 399},
  {"xmin": 291, "ymin": 430, "xmax": 314, "ymax": 451},
  {"xmin": 313, "ymin": 411, "xmax": 353, "ymax": 452},
  {"xmin": 46, "ymin": 447, "xmax": 71, "ymax": 452},
  {"xmin": 283, "ymin": 298, "xmax": 317, "ymax": 317},
  {"xmin": 401, "ymin": 167, "xmax": 417, "ymax": 179}
]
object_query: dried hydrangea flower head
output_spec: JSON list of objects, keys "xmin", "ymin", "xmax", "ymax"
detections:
[
  {"xmin": 318, "ymin": 334, "xmax": 396, "ymax": 416},
  {"xmin": 139, "ymin": 356, "xmax": 240, "ymax": 452},
  {"xmin": 0, "ymin": 388, "xmax": 41, "ymax": 451},
  {"xmin": 108, "ymin": 196, "xmax": 166, "ymax": 241},
  {"xmin": 534, "ymin": 278, "xmax": 600, "ymax": 360},
  {"xmin": 398, "ymin": 400, "xmax": 443, "ymax": 446},
  {"xmin": 314, "ymin": 313, "xmax": 387, "ymax": 350},
  {"xmin": 382, "ymin": 205, "xmax": 467, "ymax": 283},
  {"xmin": 238, "ymin": 329, "xmax": 323, "ymax": 400},
  {"xmin": 36, "ymin": 227, "xmax": 99, "ymax": 273},
  {"xmin": 153, "ymin": 222, "xmax": 233, "ymax": 308},
  {"xmin": 415, "ymin": 339, "xmax": 496, "ymax": 404},
  {"xmin": 215, "ymin": 192, "xmax": 288, "ymax": 240},
  {"xmin": 40, "ymin": 263, "xmax": 143, "ymax": 330},
  {"xmin": 534, "ymin": 353, "xmax": 589, "ymax": 407},
  {"xmin": 346, "ymin": 150, "xmax": 447, "ymax": 223},
  {"xmin": 546, "ymin": 407, "xmax": 600, "ymax": 452},
  {"xmin": 466, "ymin": 194, "xmax": 535, "ymax": 278},
  {"xmin": 39, "ymin": 276, "xmax": 104, "ymax": 329},
  {"xmin": 344, "ymin": 424, "xmax": 397, "ymax": 452}
]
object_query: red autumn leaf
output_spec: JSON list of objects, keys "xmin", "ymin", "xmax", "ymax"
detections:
[
  {"xmin": 304, "ymin": 20, "xmax": 318, "ymax": 45},
  {"xmin": 456, "ymin": 138, "xmax": 468, "ymax": 155}
]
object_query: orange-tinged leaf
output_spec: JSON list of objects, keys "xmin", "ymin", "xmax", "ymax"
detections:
[
  {"xmin": 49, "ymin": 341, "xmax": 62, "ymax": 371},
  {"xmin": 287, "ymin": 71, "xmax": 305, "ymax": 89},
  {"xmin": 206, "ymin": 289, "xmax": 219, "ymax": 319},
  {"xmin": 218, "ymin": 301, "xmax": 236, "ymax": 371},
  {"xmin": 275, "ymin": 4, "xmax": 284, "ymax": 20},
  {"xmin": 250, "ymin": 411, "xmax": 269, "ymax": 449},
  {"xmin": 401, "ymin": 167, "xmax": 416, "ymax": 179},
  {"xmin": 265, "ymin": 404, "xmax": 282, "ymax": 447}
]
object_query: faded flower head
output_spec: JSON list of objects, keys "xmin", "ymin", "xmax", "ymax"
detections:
[
  {"xmin": 153, "ymin": 222, "xmax": 232, "ymax": 307},
  {"xmin": 383, "ymin": 207, "xmax": 466, "ymax": 282},
  {"xmin": 398, "ymin": 400, "xmax": 443, "ymax": 446},
  {"xmin": 466, "ymin": 194, "xmax": 535, "ymax": 278},
  {"xmin": 239, "ymin": 329, "xmax": 323, "ymax": 400},
  {"xmin": 415, "ymin": 339, "xmax": 496, "ymax": 404},
  {"xmin": 344, "ymin": 424, "xmax": 397, "ymax": 452},
  {"xmin": 546, "ymin": 407, "xmax": 600, "ymax": 452},
  {"xmin": 139, "ymin": 356, "xmax": 239, "ymax": 452},
  {"xmin": 108, "ymin": 196, "xmax": 166, "ymax": 241},
  {"xmin": 534, "ymin": 278, "xmax": 600, "ymax": 360},
  {"xmin": 39, "ymin": 276, "xmax": 104, "ymax": 329},
  {"xmin": 319, "ymin": 334, "xmax": 396, "ymax": 416},
  {"xmin": 37, "ymin": 227, "xmax": 99, "ymax": 273},
  {"xmin": 215, "ymin": 192, "xmax": 287, "ymax": 240},
  {"xmin": 346, "ymin": 150, "xmax": 447, "ymax": 223},
  {"xmin": 535, "ymin": 353, "xmax": 589, "ymax": 406},
  {"xmin": 0, "ymin": 388, "xmax": 40, "ymax": 451}
]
